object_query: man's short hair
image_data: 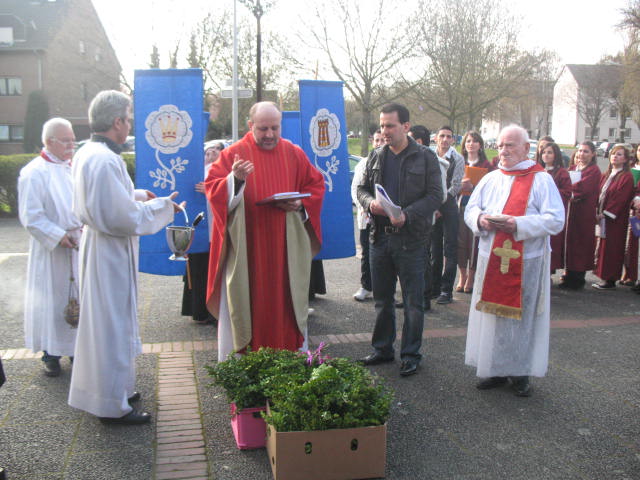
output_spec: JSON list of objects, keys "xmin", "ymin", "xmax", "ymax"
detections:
[
  {"xmin": 380, "ymin": 103, "xmax": 410, "ymax": 123},
  {"xmin": 89, "ymin": 90, "xmax": 131, "ymax": 133},
  {"xmin": 41, "ymin": 117, "xmax": 72, "ymax": 145},
  {"xmin": 409, "ymin": 125, "xmax": 430, "ymax": 144},
  {"xmin": 248, "ymin": 101, "xmax": 280, "ymax": 121},
  {"xmin": 437, "ymin": 125, "xmax": 454, "ymax": 135},
  {"xmin": 500, "ymin": 124, "xmax": 530, "ymax": 144}
]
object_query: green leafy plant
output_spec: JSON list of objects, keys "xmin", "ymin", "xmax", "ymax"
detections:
[{"xmin": 206, "ymin": 344, "xmax": 393, "ymax": 432}]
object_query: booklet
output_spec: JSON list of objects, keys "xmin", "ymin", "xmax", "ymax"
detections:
[
  {"xmin": 568, "ymin": 170, "xmax": 582, "ymax": 184},
  {"xmin": 374, "ymin": 184, "xmax": 402, "ymax": 220},
  {"xmin": 256, "ymin": 192, "xmax": 311, "ymax": 205}
]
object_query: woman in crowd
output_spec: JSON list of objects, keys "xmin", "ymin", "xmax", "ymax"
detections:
[
  {"xmin": 592, "ymin": 145, "xmax": 636, "ymax": 289},
  {"xmin": 537, "ymin": 141, "xmax": 571, "ymax": 274},
  {"xmin": 455, "ymin": 131, "xmax": 494, "ymax": 293},
  {"xmin": 621, "ymin": 144, "xmax": 640, "ymax": 287},
  {"xmin": 561, "ymin": 141, "xmax": 601, "ymax": 289}
]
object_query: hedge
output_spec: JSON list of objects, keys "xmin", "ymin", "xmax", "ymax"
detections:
[{"xmin": 0, "ymin": 152, "xmax": 136, "ymax": 217}]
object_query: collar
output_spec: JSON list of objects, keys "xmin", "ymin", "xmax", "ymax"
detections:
[
  {"xmin": 499, "ymin": 159, "xmax": 535, "ymax": 172},
  {"xmin": 40, "ymin": 149, "xmax": 70, "ymax": 165},
  {"xmin": 91, "ymin": 134, "xmax": 123, "ymax": 154}
]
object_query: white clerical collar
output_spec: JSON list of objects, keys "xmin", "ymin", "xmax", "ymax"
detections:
[
  {"xmin": 499, "ymin": 159, "xmax": 534, "ymax": 172},
  {"xmin": 43, "ymin": 149, "xmax": 69, "ymax": 165}
]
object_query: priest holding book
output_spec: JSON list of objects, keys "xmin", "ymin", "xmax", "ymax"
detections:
[
  {"xmin": 464, "ymin": 125, "xmax": 565, "ymax": 397},
  {"xmin": 205, "ymin": 102, "xmax": 325, "ymax": 360}
]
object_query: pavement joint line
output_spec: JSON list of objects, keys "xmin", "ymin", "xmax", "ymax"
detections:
[
  {"xmin": 155, "ymin": 351, "xmax": 210, "ymax": 480},
  {"xmin": 3, "ymin": 315, "xmax": 639, "ymax": 361}
]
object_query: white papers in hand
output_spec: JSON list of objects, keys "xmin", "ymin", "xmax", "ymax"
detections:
[
  {"xmin": 568, "ymin": 170, "xmax": 582, "ymax": 184},
  {"xmin": 375, "ymin": 184, "xmax": 402, "ymax": 220}
]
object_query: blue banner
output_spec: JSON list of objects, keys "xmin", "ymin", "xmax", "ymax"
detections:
[
  {"xmin": 134, "ymin": 68, "xmax": 208, "ymax": 275},
  {"xmin": 281, "ymin": 111, "xmax": 302, "ymax": 146},
  {"xmin": 298, "ymin": 80, "xmax": 355, "ymax": 259}
]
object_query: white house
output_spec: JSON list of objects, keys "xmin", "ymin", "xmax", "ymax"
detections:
[{"xmin": 551, "ymin": 64, "xmax": 639, "ymax": 146}]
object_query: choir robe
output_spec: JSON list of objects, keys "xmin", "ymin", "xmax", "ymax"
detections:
[
  {"xmin": 622, "ymin": 182, "xmax": 640, "ymax": 282},
  {"xmin": 564, "ymin": 163, "xmax": 601, "ymax": 271},
  {"xmin": 68, "ymin": 141, "xmax": 175, "ymax": 418},
  {"xmin": 18, "ymin": 152, "xmax": 82, "ymax": 357},
  {"xmin": 205, "ymin": 132, "xmax": 324, "ymax": 360},
  {"xmin": 547, "ymin": 167, "xmax": 572, "ymax": 272},
  {"xmin": 594, "ymin": 170, "xmax": 636, "ymax": 281},
  {"xmin": 464, "ymin": 160, "xmax": 565, "ymax": 377}
]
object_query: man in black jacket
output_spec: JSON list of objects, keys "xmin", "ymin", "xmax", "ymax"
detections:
[{"xmin": 357, "ymin": 103, "xmax": 443, "ymax": 376}]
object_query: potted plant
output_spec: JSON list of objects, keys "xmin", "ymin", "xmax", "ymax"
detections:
[{"xmin": 206, "ymin": 347, "xmax": 308, "ymax": 449}]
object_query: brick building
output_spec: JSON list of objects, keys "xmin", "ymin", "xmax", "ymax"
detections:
[{"xmin": 0, "ymin": 0, "xmax": 121, "ymax": 154}]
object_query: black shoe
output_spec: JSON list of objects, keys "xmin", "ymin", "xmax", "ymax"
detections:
[
  {"xmin": 99, "ymin": 409, "xmax": 151, "ymax": 425},
  {"xmin": 436, "ymin": 293, "xmax": 452, "ymax": 304},
  {"xmin": 592, "ymin": 281, "xmax": 615, "ymax": 290},
  {"xmin": 476, "ymin": 376, "xmax": 508, "ymax": 390},
  {"xmin": 510, "ymin": 376, "xmax": 532, "ymax": 397},
  {"xmin": 43, "ymin": 358, "xmax": 61, "ymax": 377},
  {"xmin": 399, "ymin": 360, "xmax": 418, "ymax": 376},
  {"xmin": 360, "ymin": 352, "xmax": 394, "ymax": 366},
  {"xmin": 128, "ymin": 392, "xmax": 141, "ymax": 404},
  {"xmin": 394, "ymin": 300, "xmax": 404, "ymax": 308}
]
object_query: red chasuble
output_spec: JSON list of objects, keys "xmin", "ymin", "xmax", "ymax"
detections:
[
  {"xmin": 205, "ymin": 132, "xmax": 324, "ymax": 352},
  {"xmin": 476, "ymin": 164, "xmax": 543, "ymax": 320},
  {"xmin": 594, "ymin": 170, "xmax": 635, "ymax": 281}
]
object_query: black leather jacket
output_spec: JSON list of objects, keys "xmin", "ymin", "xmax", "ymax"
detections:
[{"xmin": 357, "ymin": 136, "xmax": 443, "ymax": 244}]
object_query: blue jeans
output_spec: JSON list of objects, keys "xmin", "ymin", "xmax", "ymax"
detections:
[
  {"xmin": 369, "ymin": 234, "xmax": 427, "ymax": 362},
  {"xmin": 431, "ymin": 196, "xmax": 459, "ymax": 295}
]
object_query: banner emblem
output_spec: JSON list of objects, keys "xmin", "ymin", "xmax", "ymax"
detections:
[
  {"xmin": 145, "ymin": 104, "xmax": 193, "ymax": 190},
  {"xmin": 309, "ymin": 108, "xmax": 341, "ymax": 192}
]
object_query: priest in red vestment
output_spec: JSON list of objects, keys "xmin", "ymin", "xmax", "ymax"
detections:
[
  {"xmin": 205, "ymin": 102, "xmax": 325, "ymax": 360},
  {"xmin": 561, "ymin": 141, "xmax": 601, "ymax": 289},
  {"xmin": 592, "ymin": 145, "xmax": 636, "ymax": 289}
]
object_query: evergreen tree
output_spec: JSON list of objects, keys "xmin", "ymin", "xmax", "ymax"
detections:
[{"xmin": 22, "ymin": 90, "xmax": 49, "ymax": 153}]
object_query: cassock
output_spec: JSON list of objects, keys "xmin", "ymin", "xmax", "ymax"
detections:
[
  {"xmin": 594, "ymin": 170, "xmax": 635, "ymax": 281},
  {"xmin": 205, "ymin": 132, "xmax": 324, "ymax": 361},
  {"xmin": 464, "ymin": 160, "xmax": 565, "ymax": 377},
  {"xmin": 68, "ymin": 140, "xmax": 175, "ymax": 418},
  {"xmin": 546, "ymin": 167, "xmax": 572, "ymax": 272},
  {"xmin": 564, "ymin": 163, "xmax": 600, "ymax": 271},
  {"xmin": 18, "ymin": 151, "xmax": 82, "ymax": 356}
]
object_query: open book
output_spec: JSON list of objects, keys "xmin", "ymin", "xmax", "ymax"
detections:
[{"xmin": 256, "ymin": 192, "xmax": 311, "ymax": 205}]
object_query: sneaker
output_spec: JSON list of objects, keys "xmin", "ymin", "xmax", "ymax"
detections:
[
  {"xmin": 592, "ymin": 281, "xmax": 615, "ymax": 290},
  {"xmin": 353, "ymin": 287, "xmax": 372, "ymax": 301},
  {"xmin": 436, "ymin": 293, "xmax": 452, "ymax": 304}
]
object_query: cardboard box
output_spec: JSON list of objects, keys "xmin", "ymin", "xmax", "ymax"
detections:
[
  {"xmin": 230, "ymin": 403, "xmax": 267, "ymax": 449},
  {"xmin": 265, "ymin": 422, "xmax": 386, "ymax": 480}
]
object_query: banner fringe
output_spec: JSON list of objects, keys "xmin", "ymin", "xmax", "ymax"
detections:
[{"xmin": 475, "ymin": 300, "xmax": 522, "ymax": 320}]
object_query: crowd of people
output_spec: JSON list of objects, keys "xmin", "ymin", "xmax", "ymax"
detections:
[{"xmin": 13, "ymin": 91, "xmax": 640, "ymax": 437}]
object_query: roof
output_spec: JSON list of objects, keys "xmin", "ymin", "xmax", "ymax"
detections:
[
  {"xmin": 565, "ymin": 63, "xmax": 623, "ymax": 89},
  {"xmin": 0, "ymin": 0, "xmax": 69, "ymax": 51}
]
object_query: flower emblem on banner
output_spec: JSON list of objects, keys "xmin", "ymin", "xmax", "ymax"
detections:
[
  {"xmin": 309, "ymin": 108, "xmax": 341, "ymax": 192},
  {"xmin": 145, "ymin": 105, "xmax": 193, "ymax": 190}
]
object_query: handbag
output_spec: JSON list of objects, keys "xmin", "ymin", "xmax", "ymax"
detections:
[{"xmin": 64, "ymin": 248, "xmax": 79, "ymax": 328}]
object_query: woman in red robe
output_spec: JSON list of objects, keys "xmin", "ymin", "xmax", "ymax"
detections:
[
  {"xmin": 561, "ymin": 141, "xmax": 601, "ymax": 289},
  {"xmin": 592, "ymin": 145, "xmax": 636, "ymax": 289},
  {"xmin": 537, "ymin": 141, "xmax": 571, "ymax": 274},
  {"xmin": 621, "ymin": 144, "xmax": 640, "ymax": 286}
]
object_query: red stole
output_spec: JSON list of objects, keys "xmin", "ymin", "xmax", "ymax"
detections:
[
  {"xmin": 476, "ymin": 164, "xmax": 543, "ymax": 320},
  {"xmin": 41, "ymin": 149, "xmax": 70, "ymax": 166}
]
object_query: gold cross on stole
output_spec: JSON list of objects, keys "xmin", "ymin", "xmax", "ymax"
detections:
[{"xmin": 492, "ymin": 239, "xmax": 521, "ymax": 274}]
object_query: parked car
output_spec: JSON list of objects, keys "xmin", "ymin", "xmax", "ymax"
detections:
[
  {"xmin": 349, "ymin": 154, "xmax": 363, "ymax": 184},
  {"xmin": 527, "ymin": 140, "xmax": 538, "ymax": 159}
]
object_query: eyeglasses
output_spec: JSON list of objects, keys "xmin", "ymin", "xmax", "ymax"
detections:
[{"xmin": 52, "ymin": 138, "xmax": 76, "ymax": 145}]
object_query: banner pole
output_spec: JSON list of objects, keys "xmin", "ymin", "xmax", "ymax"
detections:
[{"xmin": 232, "ymin": 0, "xmax": 239, "ymax": 142}]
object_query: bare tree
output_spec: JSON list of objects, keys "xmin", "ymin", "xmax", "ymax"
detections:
[
  {"xmin": 412, "ymin": 0, "xmax": 547, "ymax": 132},
  {"xmin": 575, "ymin": 64, "xmax": 620, "ymax": 141},
  {"xmin": 619, "ymin": 1, "xmax": 640, "ymax": 128},
  {"xmin": 149, "ymin": 45, "xmax": 160, "ymax": 68},
  {"xmin": 300, "ymin": 0, "xmax": 417, "ymax": 156}
]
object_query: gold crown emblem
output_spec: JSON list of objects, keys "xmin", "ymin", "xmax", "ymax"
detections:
[{"xmin": 158, "ymin": 115, "xmax": 178, "ymax": 142}]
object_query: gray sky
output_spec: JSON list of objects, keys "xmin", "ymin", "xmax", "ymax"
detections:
[{"xmin": 92, "ymin": 0, "xmax": 630, "ymax": 84}]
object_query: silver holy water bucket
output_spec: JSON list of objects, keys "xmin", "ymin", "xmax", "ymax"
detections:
[{"xmin": 166, "ymin": 225, "xmax": 194, "ymax": 261}]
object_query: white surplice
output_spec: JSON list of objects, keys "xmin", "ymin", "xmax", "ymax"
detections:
[
  {"xmin": 18, "ymin": 152, "xmax": 82, "ymax": 356},
  {"xmin": 68, "ymin": 141, "xmax": 174, "ymax": 418},
  {"xmin": 464, "ymin": 161, "xmax": 565, "ymax": 377}
]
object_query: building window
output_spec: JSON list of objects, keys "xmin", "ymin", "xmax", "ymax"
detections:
[
  {"xmin": 624, "ymin": 128, "xmax": 632, "ymax": 138},
  {"xmin": 79, "ymin": 40, "xmax": 85, "ymax": 54},
  {"xmin": 0, "ymin": 78, "xmax": 22, "ymax": 95},
  {"xmin": 95, "ymin": 47, "xmax": 102, "ymax": 62},
  {"xmin": 609, "ymin": 128, "xmax": 617, "ymax": 138},
  {"xmin": 584, "ymin": 127, "xmax": 600, "ymax": 139},
  {"xmin": 0, "ymin": 125, "xmax": 24, "ymax": 142},
  {"xmin": 0, "ymin": 27, "xmax": 13, "ymax": 46},
  {"xmin": 609, "ymin": 107, "xmax": 617, "ymax": 118}
]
